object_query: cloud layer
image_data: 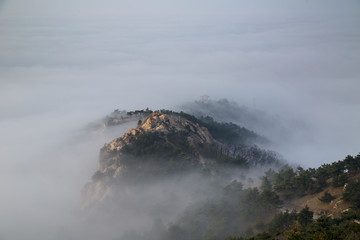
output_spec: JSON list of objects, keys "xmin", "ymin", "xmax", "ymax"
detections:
[{"xmin": 0, "ymin": 0, "xmax": 359, "ymax": 239}]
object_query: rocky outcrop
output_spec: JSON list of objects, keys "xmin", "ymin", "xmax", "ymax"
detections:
[
  {"xmin": 82, "ymin": 112, "xmax": 224, "ymax": 207},
  {"xmin": 98, "ymin": 111, "xmax": 221, "ymax": 172},
  {"xmin": 83, "ymin": 111, "xmax": 282, "ymax": 208}
]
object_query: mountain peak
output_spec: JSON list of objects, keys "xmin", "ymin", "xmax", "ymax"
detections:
[
  {"xmin": 99, "ymin": 111, "xmax": 219, "ymax": 172},
  {"xmin": 83, "ymin": 110, "xmax": 283, "ymax": 208}
]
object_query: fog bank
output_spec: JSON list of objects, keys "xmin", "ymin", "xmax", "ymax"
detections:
[{"xmin": 0, "ymin": 0, "xmax": 359, "ymax": 239}]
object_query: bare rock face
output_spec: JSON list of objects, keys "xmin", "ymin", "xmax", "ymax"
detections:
[{"xmin": 98, "ymin": 111, "xmax": 220, "ymax": 172}]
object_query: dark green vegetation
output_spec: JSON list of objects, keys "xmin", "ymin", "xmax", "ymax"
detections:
[
  {"xmin": 227, "ymin": 210, "xmax": 360, "ymax": 240},
  {"xmin": 343, "ymin": 180, "xmax": 360, "ymax": 208},
  {"xmin": 159, "ymin": 153, "xmax": 360, "ymax": 240},
  {"xmin": 119, "ymin": 131, "xmax": 198, "ymax": 175},
  {"xmin": 121, "ymin": 131, "xmax": 192, "ymax": 160},
  {"xmin": 94, "ymin": 131, "xmax": 200, "ymax": 182},
  {"xmin": 319, "ymin": 191, "xmax": 336, "ymax": 203},
  {"xmin": 199, "ymin": 116, "xmax": 260, "ymax": 145},
  {"xmin": 102, "ymin": 108, "xmax": 153, "ymax": 127},
  {"xmin": 160, "ymin": 110, "xmax": 264, "ymax": 145},
  {"xmin": 264, "ymin": 153, "xmax": 360, "ymax": 199},
  {"xmin": 126, "ymin": 108, "xmax": 154, "ymax": 116}
]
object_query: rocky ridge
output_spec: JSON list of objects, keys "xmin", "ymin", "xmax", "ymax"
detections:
[
  {"xmin": 83, "ymin": 111, "xmax": 223, "ymax": 207},
  {"xmin": 98, "ymin": 111, "xmax": 222, "ymax": 173},
  {"xmin": 83, "ymin": 111, "xmax": 282, "ymax": 208}
]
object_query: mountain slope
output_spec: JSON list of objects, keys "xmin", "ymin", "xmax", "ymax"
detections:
[
  {"xmin": 160, "ymin": 154, "xmax": 360, "ymax": 240},
  {"xmin": 82, "ymin": 111, "xmax": 283, "ymax": 208}
]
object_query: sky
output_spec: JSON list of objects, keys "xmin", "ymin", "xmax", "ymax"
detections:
[{"xmin": 0, "ymin": 0, "xmax": 359, "ymax": 239}]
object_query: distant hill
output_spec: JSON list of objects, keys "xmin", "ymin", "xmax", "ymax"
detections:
[{"xmin": 180, "ymin": 98, "xmax": 292, "ymax": 145}]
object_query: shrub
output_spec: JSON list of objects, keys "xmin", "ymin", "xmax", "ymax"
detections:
[{"xmin": 319, "ymin": 191, "xmax": 336, "ymax": 203}]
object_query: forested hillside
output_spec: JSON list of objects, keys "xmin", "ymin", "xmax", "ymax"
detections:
[{"xmin": 160, "ymin": 154, "xmax": 360, "ymax": 240}]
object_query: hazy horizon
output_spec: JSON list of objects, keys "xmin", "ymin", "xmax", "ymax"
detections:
[{"xmin": 0, "ymin": 1, "xmax": 359, "ymax": 239}]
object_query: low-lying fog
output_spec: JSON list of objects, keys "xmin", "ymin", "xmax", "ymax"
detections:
[{"xmin": 0, "ymin": 0, "xmax": 359, "ymax": 239}]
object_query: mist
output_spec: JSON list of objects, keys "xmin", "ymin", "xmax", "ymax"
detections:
[{"xmin": 0, "ymin": 0, "xmax": 359, "ymax": 239}]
